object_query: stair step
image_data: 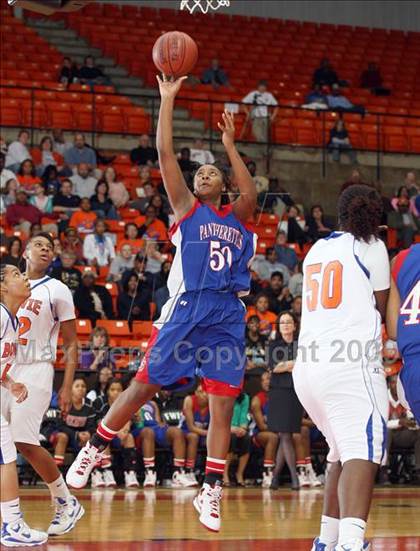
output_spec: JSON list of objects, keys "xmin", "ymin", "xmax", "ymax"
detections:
[
  {"xmin": 26, "ymin": 18, "xmax": 65, "ymax": 29},
  {"xmin": 33, "ymin": 28, "xmax": 80, "ymax": 40},
  {"xmin": 112, "ymin": 77, "xmax": 144, "ymax": 88},
  {"xmin": 56, "ymin": 45, "xmax": 102, "ymax": 57},
  {"xmin": 105, "ymin": 66, "xmax": 128, "ymax": 77}
]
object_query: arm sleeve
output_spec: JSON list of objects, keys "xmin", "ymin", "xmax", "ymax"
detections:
[
  {"xmin": 360, "ymin": 239, "xmax": 391, "ymax": 291},
  {"xmin": 242, "ymin": 91, "xmax": 255, "ymax": 104},
  {"xmin": 269, "ymin": 93, "xmax": 278, "ymax": 106},
  {"xmin": 53, "ymin": 282, "xmax": 76, "ymax": 322}
]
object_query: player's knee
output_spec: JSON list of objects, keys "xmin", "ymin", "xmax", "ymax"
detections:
[
  {"xmin": 187, "ymin": 432, "xmax": 199, "ymax": 443},
  {"xmin": 15, "ymin": 441, "xmax": 39, "ymax": 458},
  {"xmin": 141, "ymin": 428, "xmax": 154, "ymax": 442},
  {"xmin": 124, "ymin": 433, "xmax": 135, "ymax": 447},
  {"xmin": 269, "ymin": 432, "xmax": 279, "ymax": 444},
  {"xmin": 57, "ymin": 432, "xmax": 69, "ymax": 444}
]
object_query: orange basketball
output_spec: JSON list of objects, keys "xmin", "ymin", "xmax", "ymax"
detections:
[{"xmin": 152, "ymin": 31, "xmax": 198, "ymax": 78}]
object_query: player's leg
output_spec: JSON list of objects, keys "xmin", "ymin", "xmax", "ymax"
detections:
[
  {"xmin": 166, "ymin": 427, "xmax": 195, "ymax": 487},
  {"xmin": 141, "ymin": 427, "xmax": 157, "ymax": 487},
  {"xmin": 294, "ymin": 429, "xmax": 310, "ymax": 487},
  {"xmin": 53, "ymin": 432, "xmax": 69, "ymax": 468},
  {"xmin": 185, "ymin": 432, "xmax": 200, "ymax": 485},
  {"xmin": 10, "ymin": 385, "xmax": 84, "ymax": 537},
  {"xmin": 278, "ymin": 432, "xmax": 299, "ymax": 489},
  {"xmin": 120, "ymin": 431, "xmax": 139, "ymax": 488},
  {"xmin": 66, "ymin": 381, "xmax": 160, "ymax": 489},
  {"xmin": 235, "ymin": 435, "xmax": 250, "ymax": 486},
  {"xmin": 1, "ymin": 413, "xmax": 48, "ymax": 547},
  {"xmin": 400, "ymin": 359, "xmax": 420, "ymax": 425},
  {"xmin": 256, "ymin": 431, "xmax": 278, "ymax": 488}
]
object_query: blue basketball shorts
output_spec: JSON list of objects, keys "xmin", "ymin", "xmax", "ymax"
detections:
[
  {"xmin": 136, "ymin": 290, "xmax": 247, "ymax": 395},
  {"xmin": 400, "ymin": 356, "xmax": 420, "ymax": 424},
  {"xmin": 138, "ymin": 425, "xmax": 170, "ymax": 448}
]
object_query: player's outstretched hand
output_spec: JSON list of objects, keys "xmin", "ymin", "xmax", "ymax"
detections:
[
  {"xmin": 10, "ymin": 382, "xmax": 28, "ymax": 403},
  {"xmin": 156, "ymin": 74, "xmax": 188, "ymax": 99},
  {"xmin": 58, "ymin": 385, "xmax": 72, "ymax": 416},
  {"xmin": 218, "ymin": 109, "xmax": 235, "ymax": 148}
]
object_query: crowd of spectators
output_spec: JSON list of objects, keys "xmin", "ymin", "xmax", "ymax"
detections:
[{"xmin": 1, "ymin": 129, "xmax": 419, "ymax": 488}]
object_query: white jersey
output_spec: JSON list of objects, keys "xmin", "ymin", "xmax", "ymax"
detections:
[
  {"xmin": 297, "ymin": 232, "xmax": 390, "ymax": 366},
  {"xmin": 15, "ymin": 276, "xmax": 75, "ymax": 387},
  {"xmin": 0, "ymin": 303, "xmax": 18, "ymax": 383}
]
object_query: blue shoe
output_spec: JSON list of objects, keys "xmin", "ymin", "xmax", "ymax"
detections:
[
  {"xmin": 47, "ymin": 496, "xmax": 85, "ymax": 536},
  {"xmin": 334, "ymin": 540, "xmax": 371, "ymax": 551},
  {"xmin": 311, "ymin": 538, "xmax": 327, "ymax": 551},
  {"xmin": 1, "ymin": 520, "xmax": 48, "ymax": 547}
]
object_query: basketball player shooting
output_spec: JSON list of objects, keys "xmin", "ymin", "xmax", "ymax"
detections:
[
  {"xmin": 1, "ymin": 233, "xmax": 83, "ymax": 536},
  {"xmin": 67, "ymin": 74, "xmax": 257, "ymax": 533},
  {"xmin": 293, "ymin": 186, "xmax": 390, "ymax": 551}
]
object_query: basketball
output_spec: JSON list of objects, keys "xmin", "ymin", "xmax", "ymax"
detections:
[{"xmin": 152, "ymin": 31, "xmax": 198, "ymax": 78}]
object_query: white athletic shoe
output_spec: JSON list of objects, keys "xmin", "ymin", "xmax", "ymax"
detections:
[
  {"xmin": 47, "ymin": 496, "xmax": 84, "ymax": 536},
  {"xmin": 66, "ymin": 442, "xmax": 103, "ymax": 489},
  {"xmin": 262, "ymin": 471, "xmax": 273, "ymax": 488},
  {"xmin": 297, "ymin": 466, "xmax": 310, "ymax": 488},
  {"xmin": 124, "ymin": 471, "xmax": 140, "ymax": 488},
  {"xmin": 306, "ymin": 465, "xmax": 322, "ymax": 487},
  {"xmin": 1, "ymin": 519, "xmax": 48, "ymax": 547},
  {"xmin": 334, "ymin": 540, "xmax": 371, "ymax": 551},
  {"xmin": 143, "ymin": 470, "xmax": 157, "ymax": 487},
  {"xmin": 312, "ymin": 538, "xmax": 371, "ymax": 551},
  {"xmin": 186, "ymin": 471, "xmax": 199, "ymax": 486},
  {"xmin": 171, "ymin": 470, "xmax": 198, "ymax": 488},
  {"xmin": 193, "ymin": 482, "xmax": 223, "ymax": 532},
  {"xmin": 102, "ymin": 469, "xmax": 117, "ymax": 488},
  {"xmin": 91, "ymin": 470, "xmax": 105, "ymax": 489}
]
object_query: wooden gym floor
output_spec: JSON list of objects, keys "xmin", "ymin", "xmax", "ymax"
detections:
[{"xmin": 18, "ymin": 487, "xmax": 420, "ymax": 550}]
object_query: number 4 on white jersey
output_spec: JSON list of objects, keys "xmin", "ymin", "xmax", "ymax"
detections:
[{"xmin": 400, "ymin": 281, "xmax": 420, "ymax": 325}]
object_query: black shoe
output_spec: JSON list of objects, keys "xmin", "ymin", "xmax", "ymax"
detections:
[{"xmin": 270, "ymin": 477, "xmax": 279, "ymax": 490}]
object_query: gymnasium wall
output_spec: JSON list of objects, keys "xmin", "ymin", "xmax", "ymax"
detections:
[{"xmin": 105, "ymin": 1, "xmax": 420, "ymax": 33}]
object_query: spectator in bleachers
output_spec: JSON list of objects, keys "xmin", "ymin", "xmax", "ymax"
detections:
[
  {"xmin": 278, "ymin": 205, "xmax": 308, "ymax": 248},
  {"xmin": 267, "ymin": 311, "xmax": 302, "ymax": 490},
  {"xmin": 62, "ymin": 226, "xmax": 84, "ymax": 264},
  {"xmin": 59, "ymin": 56, "xmax": 79, "ymax": 86},
  {"xmin": 50, "ymin": 237, "xmax": 63, "ymax": 271},
  {"xmin": 52, "ymin": 377, "xmax": 96, "ymax": 468},
  {"xmin": 135, "ymin": 205, "xmax": 168, "ymax": 242},
  {"xmin": 42, "ymin": 165, "xmax": 61, "ymax": 196},
  {"xmin": 153, "ymin": 260, "xmax": 171, "ymax": 318},
  {"xmin": 326, "ymin": 84, "xmax": 365, "ymax": 115},
  {"xmin": 201, "ymin": 58, "xmax": 229, "ymax": 88},
  {"xmin": 86, "ymin": 365, "xmax": 113, "ymax": 403},
  {"xmin": 70, "ymin": 162, "xmax": 98, "ymax": 199},
  {"xmin": 287, "ymin": 262, "xmax": 303, "ymax": 298},
  {"xmin": 32, "ymin": 136, "xmax": 64, "ymax": 177},
  {"xmin": 246, "ymin": 161, "xmax": 269, "ymax": 194},
  {"xmin": 312, "ymin": 58, "xmax": 338, "ymax": 88},
  {"xmin": 0, "ymin": 236, "xmax": 22, "ymax": 267},
  {"xmin": 246, "ymin": 293, "xmax": 277, "ymax": 336},
  {"xmin": 81, "ymin": 327, "xmax": 115, "ymax": 372},
  {"xmin": 144, "ymin": 240, "xmax": 168, "ymax": 278},
  {"xmin": 0, "ymin": 178, "xmax": 18, "ymax": 214},
  {"xmin": 290, "ymin": 295, "xmax": 302, "ymax": 322},
  {"xmin": 130, "ymin": 135, "xmax": 158, "ymax": 167},
  {"xmin": 74, "ymin": 269, "xmax": 114, "ymax": 325},
  {"xmin": 265, "ymin": 272, "xmax": 293, "ymax": 315},
  {"xmin": 360, "ymin": 62, "xmax": 390, "ymax": 96},
  {"xmin": 29, "ymin": 183, "xmax": 58, "ymax": 235},
  {"xmin": 52, "ymin": 129, "xmax": 73, "ymax": 158},
  {"xmin": 16, "ymin": 159, "xmax": 41, "ymax": 194},
  {"xmin": 404, "ymin": 171, "xmax": 418, "ymax": 198},
  {"xmin": 341, "ymin": 168, "xmax": 367, "ymax": 193},
  {"xmin": 180, "ymin": 384, "xmax": 210, "ymax": 486},
  {"xmin": 149, "ymin": 194, "xmax": 169, "ymax": 227},
  {"xmin": 108, "ymin": 244, "xmax": 135, "ymax": 283},
  {"xmin": 64, "ymin": 134, "xmax": 97, "ymax": 172},
  {"xmin": 302, "ymin": 84, "xmax": 328, "ymax": 110},
  {"xmin": 250, "ymin": 372, "xmax": 278, "ymax": 488},
  {"xmin": 0, "ymin": 153, "xmax": 16, "ymax": 190},
  {"xmin": 251, "ymin": 247, "xmax": 290, "ymax": 284},
  {"xmin": 131, "ymin": 179, "xmax": 155, "ymax": 210},
  {"xmin": 117, "ymin": 273, "xmax": 151, "ymax": 322},
  {"xmin": 177, "ymin": 147, "xmax": 197, "ymax": 178},
  {"xmin": 6, "ymin": 190, "xmax": 42, "ymax": 235},
  {"xmin": 223, "ymin": 392, "xmax": 250, "ymax": 486},
  {"xmin": 0, "ymin": 136, "xmax": 7, "ymax": 156},
  {"xmin": 274, "ymin": 230, "xmax": 298, "ymax": 272},
  {"xmin": 69, "ymin": 197, "xmax": 97, "ymax": 235},
  {"xmin": 90, "ymin": 181, "xmax": 118, "ymax": 220},
  {"xmin": 245, "ymin": 315, "xmax": 267, "ymax": 372},
  {"xmin": 103, "ymin": 166, "xmax": 129, "ymax": 209},
  {"xmin": 155, "ymin": 391, "xmax": 184, "ymax": 428},
  {"xmin": 117, "ymin": 224, "xmax": 144, "ymax": 255},
  {"xmin": 5, "ymin": 130, "xmax": 31, "ymax": 172},
  {"xmin": 79, "ymin": 55, "xmax": 107, "ymax": 87},
  {"xmin": 50, "ymin": 250, "xmax": 82, "ymax": 294},
  {"xmin": 190, "ymin": 138, "xmax": 216, "ymax": 166},
  {"xmin": 306, "ymin": 204, "xmax": 333, "ymax": 242},
  {"xmin": 121, "ymin": 252, "xmax": 153, "ymax": 290},
  {"xmin": 92, "ymin": 378, "xmax": 139, "ymax": 488},
  {"xmin": 83, "ymin": 219, "xmax": 115, "ymax": 268},
  {"xmin": 242, "ymin": 80, "xmax": 278, "ymax": 143},
  {"xmin": 386, "ymin": 375, "xmax": 420, "ymax": 485},
  {"xmin": 328, "ymin": 120, "xmax": 357, "ymax": 164},
  {"xmin": 387, "ymin": 197, "xmax": 420, "ymax": 248},
  {"xmin": 391, "ymin": 185, "xmax": 418, "ymax": 215}
]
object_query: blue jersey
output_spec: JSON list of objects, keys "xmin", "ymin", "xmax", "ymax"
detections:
[
  {"xmin": 139, "ymin": 402, "xmax": 159, "ymax": 428},
  {"xmin": 180, "ymin": 394, "xmax": 210, "ymax": 433},
  {"xmin": 393, "ymin": 244, "xmax": 420, "ymax": 359},
  {"xmin": 167, "ymin": 200, "xmax": 256, "ymax": 297}
]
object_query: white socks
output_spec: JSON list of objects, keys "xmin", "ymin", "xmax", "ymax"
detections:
[
  {"xmin": 1, "ymin": 497, "xmax": 22, "ymax": 524},
  {"xmin": 47, "ymin": 474, "xmax": 72, "ymax": 502},
  {"xmin": 319, "ymin": 515, "xmax": 340, "ymax": 548},
  {"xmin": 338, "ymin": 517, "xmax": 366, "ymax": 546}
]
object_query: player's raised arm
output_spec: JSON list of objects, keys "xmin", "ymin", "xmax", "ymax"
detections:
[
  {"xmin": 218, "ymin": 110, "xmax": 257, "ymax": 221},
  {"xmin": 156, "ymin": 75, "xmax": 195, "ymax": 221}
]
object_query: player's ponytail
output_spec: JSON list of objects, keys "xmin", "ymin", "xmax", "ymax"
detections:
[{"xmin": 338, "ymin": 184, "xmax": 383, "ymax": 242}]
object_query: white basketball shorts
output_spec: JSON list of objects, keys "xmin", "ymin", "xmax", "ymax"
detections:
[
  {"xmin": 0, "ymin": 413, "xmax": 17, "ymax": 465},
  {"xmin": 293, "ymin": 358, "xmax": 389, "ymax": 465}
]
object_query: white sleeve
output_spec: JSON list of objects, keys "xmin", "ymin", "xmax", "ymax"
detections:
[
  {"xmin": 242, "ymin": 91, "xmax": 255, "ymax": 104},
  {"xmin": 53, "ymin": 282, "xmax": 75, "ymax": 322},
  {"xmin": 107, "ymin": 237, "xmax": 116, "ymax": 260},
  {"xmin": 268, "ymin": 93, "xmax": 278, "ymax": 106},
  {"xmin": 359, "ymin": 239, "xmax": 390, "ymax": 291},
  {"xmin": 83, "ymin": 234, "xmax": 95, "ymax": 260}
]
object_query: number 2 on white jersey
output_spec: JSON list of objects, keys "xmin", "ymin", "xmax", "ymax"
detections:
[
  {"xmin": 209, "ymin": 240, "xmax": 232, "ymax": 272},
  {"xmin": 400, "ymin": 281, "xmax": 420, "ymax": 325}
]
